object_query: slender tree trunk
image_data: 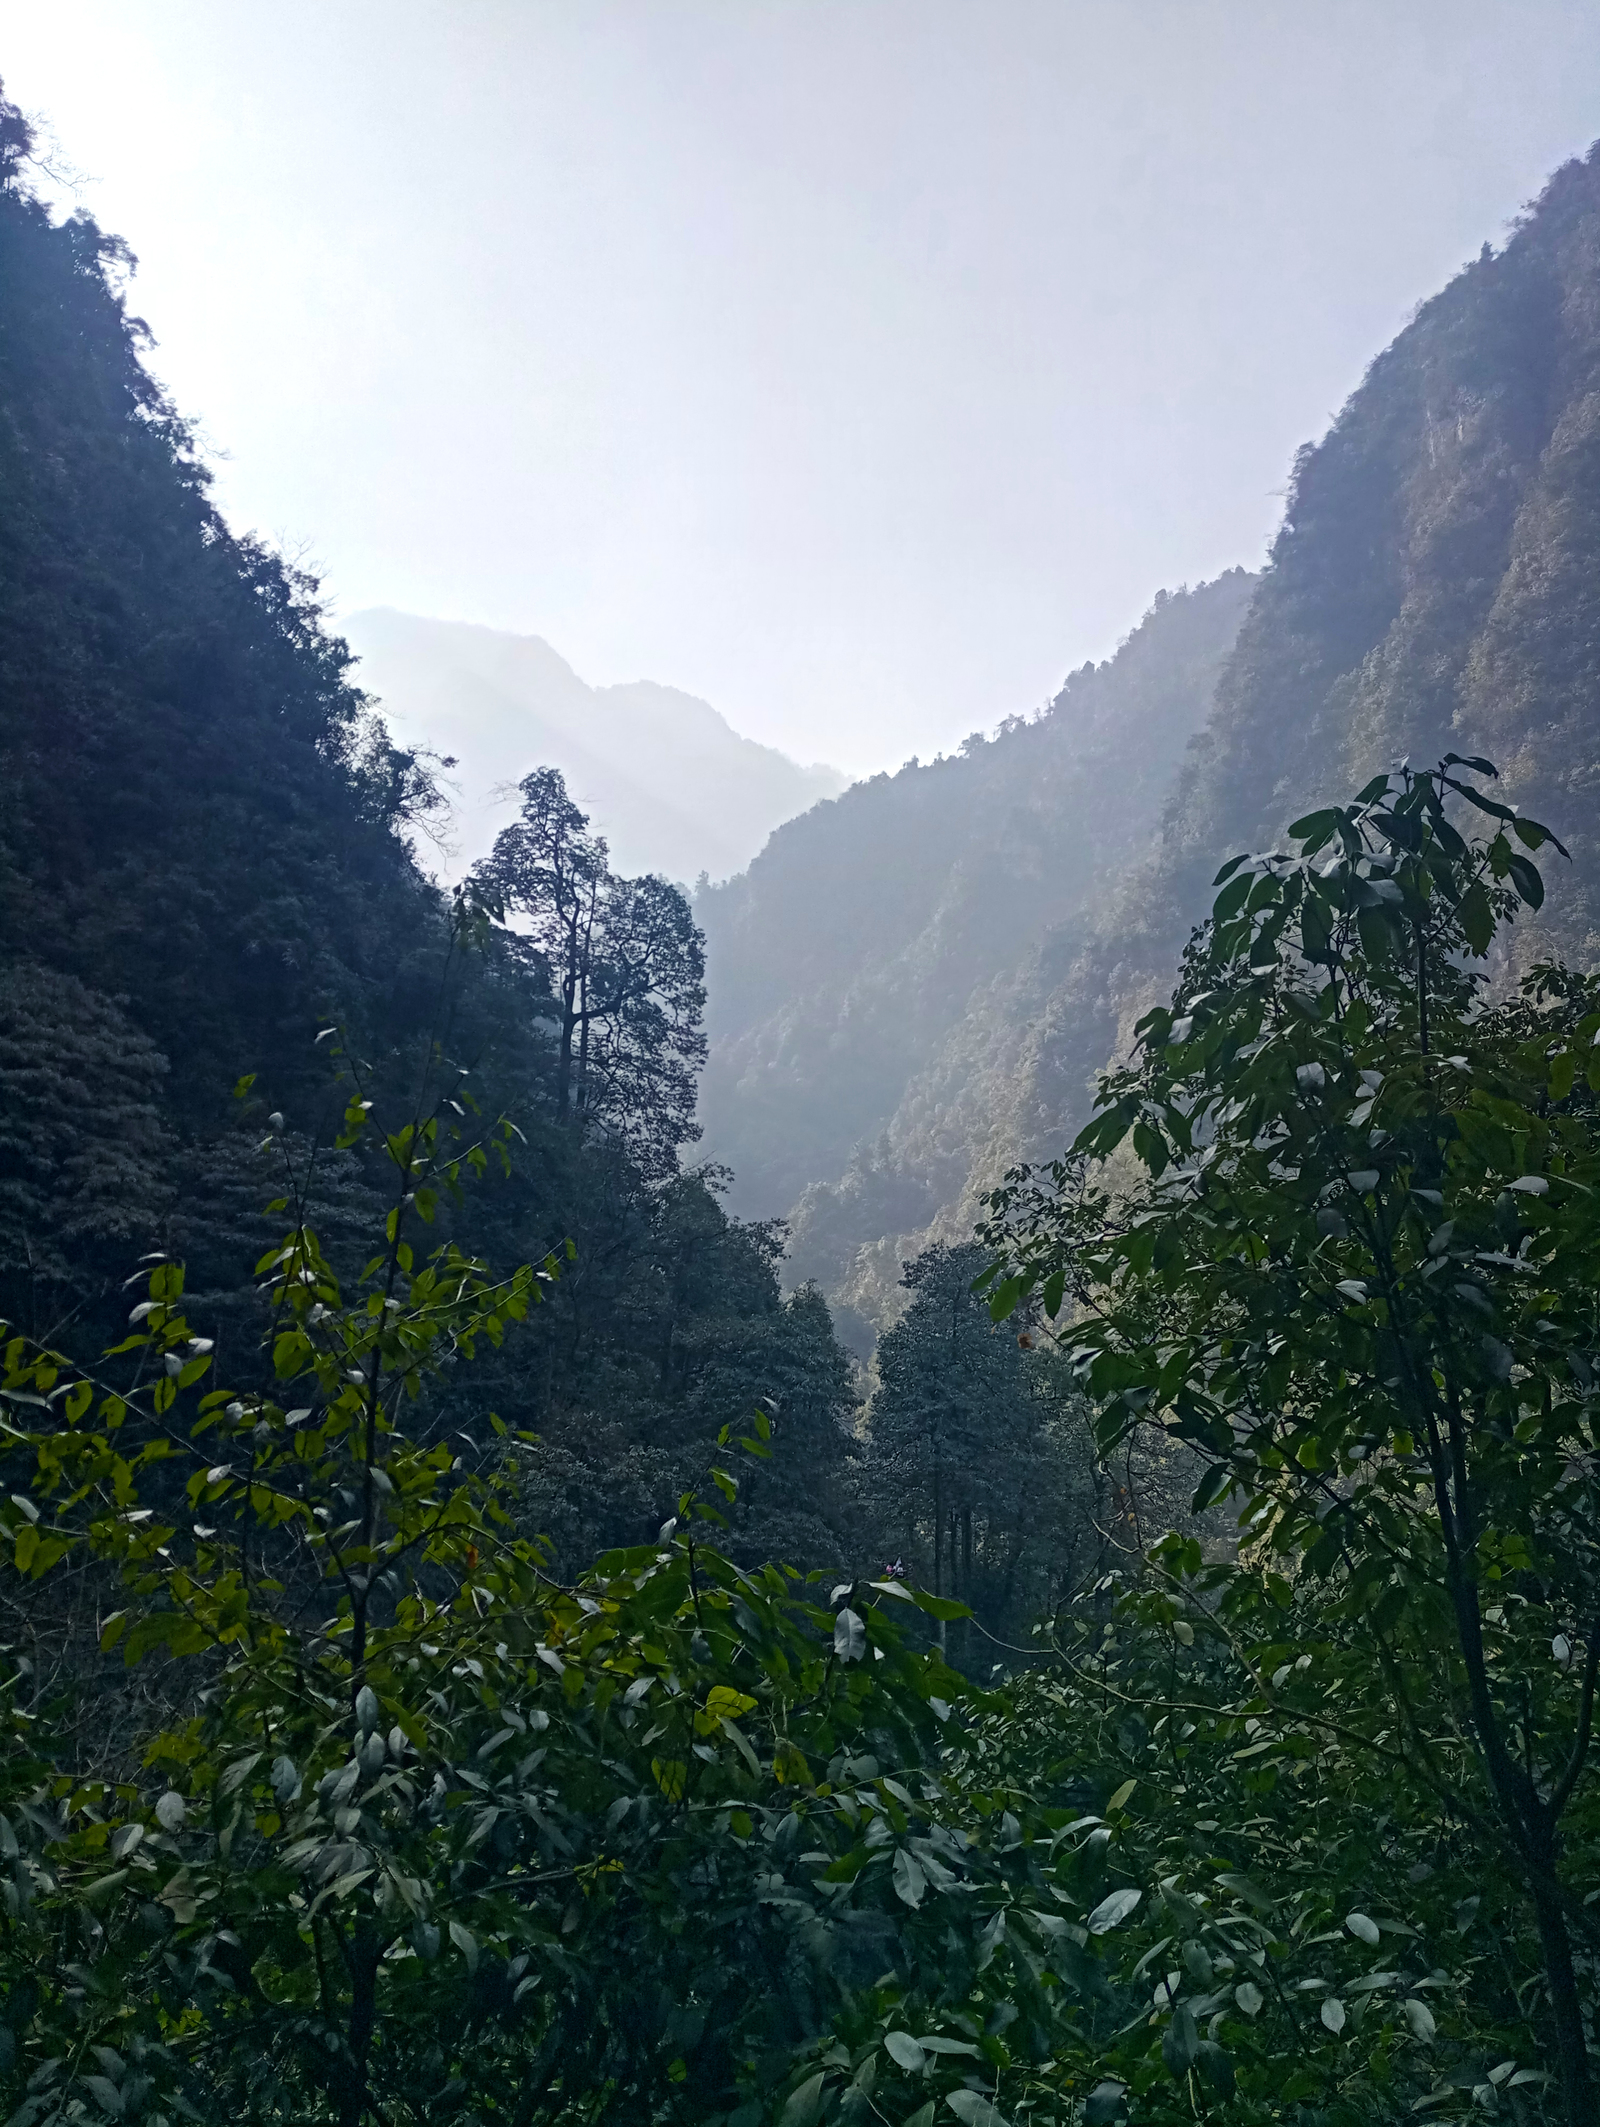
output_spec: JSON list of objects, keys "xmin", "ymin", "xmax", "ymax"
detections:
[
  {"xmin": 658, "ymin": 1305, "xmax": 676, "ymax": 1392},
  {"xmin": 332, "ymin": 1928, "xmax": 380, "ymax": 2127},
  {"xmin": 1530, "ymin": 1854, "xmax": 1594, "ymax": 2126},
  {"xmin": 576, "ymin": 967, "xmax": 590, "ymax": 1117},
  {"xmin": 932, "ymin": 1451, "xmax": 945, "ymax": 1653},
  {"xmin": 1001, "ymin": 1483, "xmax": 1029, "ymax": 1624},
  {"xmin": 571, "ymin": 871, "xmax": 600, "ymax": 1127},
  {"xmin": 932, "ymin": 1457, "xmax": 942, "ymax": 1598},
  {"xmin": 555, "ymin": 959, "xmax": 577, "ymax": 1118},
  {"xmin": 1430, "ymin": 1405, "xmax": 1595, "ymax": 2127},
  {"xmin": 1090, "ymin": 1463, "xmax": 1112, "ymax": 1631}
]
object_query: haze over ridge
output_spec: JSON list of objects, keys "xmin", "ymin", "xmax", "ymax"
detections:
[
  {"xmin": 698, "ymin": 133, "xmax": 1600, "ymax": 1346},
  {"xmin": 345, "ymin": 606, "xmax": 847, "ymax": 887},
  {"xmin": 8, "ymin": 1, "xmax": 1600, "ymax": 774}
]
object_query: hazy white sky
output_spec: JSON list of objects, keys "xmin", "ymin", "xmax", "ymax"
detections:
[{"xmin": 6, "ymin": 2, "xmax": 1600, "ymax": 775}]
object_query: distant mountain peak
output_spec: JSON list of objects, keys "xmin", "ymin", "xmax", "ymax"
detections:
[{"xmin": 341, "ymin": 607, "xmax": 848, "ymax": 885}]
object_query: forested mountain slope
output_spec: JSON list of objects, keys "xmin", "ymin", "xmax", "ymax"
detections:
[
  {"xmin": 695, "ymin": 572, "xmax": 1254, "ymax": 1344},
  {"xmin": 0, "ymin": 154, "xmax": 439, "ymax": 1140},
  {"xmin": 989, "ymin": 133, "xmax": 1600, "ymax": 1256},
  {"xmin": 0, "ymin": 91, "xmax": 858, "ymax": 1573},
  {"xmin": 344, "ymin": 608, "xmax": 846, "ymax": 886},
  {"xmin": 701, "ymin": 139, "xmax": 1600, "ymax": 1345},
  {"xmin": 1166, "ymin": 147, "xmax": 1600, "ymax": 961}
]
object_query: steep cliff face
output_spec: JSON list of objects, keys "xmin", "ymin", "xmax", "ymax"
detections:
[
  {"xmin": 1168, "ymin": 146, "xmax": 1600, "ymax": 977},
  {"xmin": 967, "ymin": 144, "xmax": 1600, "ymax": 1267},
  {"xmin": 696, "ymin": 573, "xmax": 1255, "ymax": 1342},
  {"xmin": 705, "ymin": 139, "xmax": 1600, "ymax": 1345}
]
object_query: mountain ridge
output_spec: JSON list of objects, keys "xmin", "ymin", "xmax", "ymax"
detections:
[
  {"xmin": 695, "ymin": 571, "xmax": 1256, "ymax": 1344},
  {"xmin": 700, "ymin": 138, "xmax": 1600, "ymax": 1348},
  {"xmin": 343, "ymin": 606, "xmax": 847, "ymax": 887}
]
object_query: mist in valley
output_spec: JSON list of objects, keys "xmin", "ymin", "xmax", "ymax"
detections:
[{"xmin": 6, "ymin": 10, "xmax": 1600, "ymax": 2119}]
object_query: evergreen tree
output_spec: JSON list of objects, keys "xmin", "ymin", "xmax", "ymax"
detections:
[
  {"xmin": 864, "ymin": 1241, "xmax": 1094, "ymax": 1654},
  {"xmin": 494, "ymin": 1166, "xmax": 858, "ymax": 1571},
  {"xmin": 0, "ymin": 80, "xmax": 865, "ymax": 1580},
  {"xmin": 476, "ymin": 768, "xmax": 707, "ymax": 1179}
]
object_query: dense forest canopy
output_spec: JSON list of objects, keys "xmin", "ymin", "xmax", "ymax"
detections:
[
  {"xmin": 4, "ymin": 67, "xmax": 1600, "ymax": 2127},
  {"xmin": 0, "ymin": 83, "xmax": 863, "ymax": 1585}
]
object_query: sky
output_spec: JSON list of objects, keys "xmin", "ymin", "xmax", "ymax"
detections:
[{"xmin": 6, "ymin": 3, "xmax": 1600, "ymax": 778}]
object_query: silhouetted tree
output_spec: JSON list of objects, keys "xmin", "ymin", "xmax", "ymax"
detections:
[{"xmin": 476, "ymin": 767, "xmax": 706, "ymax": 1178}]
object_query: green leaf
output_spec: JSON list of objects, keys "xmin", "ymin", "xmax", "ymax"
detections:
[
  {"xmin": 1132, "ymin": 1120, "xmax": 1168, "ymax": 1178},
  {"xmin": 1216, "ymin": 1870, "xmax": 1275, "ymax": 1914},
  {"xmin": 1190, "ymin": 1463, "xmax": 1234, "ymax": 1513},
  {"xmin": 1506, "ymin": 852, "xmax": 1544, "ymax": 909},
  {"xmin": 1448, "ymin": 778, "xmax": 1515, "ymax": 822},
  {"xmin": 1356, "ymin": 904, "xmax": 1397, "ymax": 962},
  {"xmin": 1212, "ymin": 872, "xmax": 1254, "ymax": 923},
  {"xmin": 1301, "ymin": 892, "xmax": 1333, "ymax": 963},
  {"xmin": 1162, "ymin": 2005, "xmax": 1199, "ymax": 2077},
  {"xmin": 82, "ymin": 1867, "xmax": 130, "ymax": 1909},
  {"xmin": 1404, "ymin": 1998, "xmax": 1437, "ymax": 2042},
  {"xmin": 1288, "ymin": 807, "xmax": 1341, "ymax": 844},
  {"xmin": 1512, "ymin": 812, "xmax": 1569, "ymax": 857},
  {"xmin": 1196, "ymin": 2045, "xmax": 1235, "ymax": 2101},
  {"xmin": 779, "ymin": 2073, "xmax": 828, "ymax": 2127},
  {"xmin": 946, "ymin": 2094, "xmax": 1008, "ymax": 2127},
  {"xmin": 1087, "ymin": 1887, "xmax": 1141, "ymax": 1933},
  {"xmin": 219, "ymin": 1750, "xmax": 262, "ymax": 1797},
  {"xmin": 1459, "ymin": 881, "xmax": 1495, "ymax": 955},
  {"xmin": 892, "ymin": 1847, "xmax": 928, "ymax": 1908},
  {"xmin": 652, "ymin": 1758, "xmax": 688, "ymax": 1801},
  {"xmin": 885, "ymin": 2032, "xmax": 927, "ymax": 2074},
  {"xmin": 1084, "ymin": 2085, "xmax": 1126, "ymax": 2127},
  {"xmin": 986, "ymin": 1278, "xmax": 1025, "ymax": 1324}
]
